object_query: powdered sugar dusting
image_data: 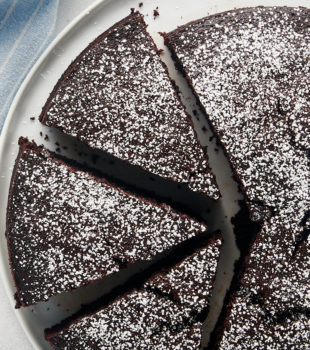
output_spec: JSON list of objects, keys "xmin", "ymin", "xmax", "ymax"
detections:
[
  {"xmin": 167, "ymin": 6, "xmax": 309, "ymax": 217},
  {"xmin": 41, "ymin": 13, "xmax": 219, "ymax": 199},
  {"xmin": 47, "ymin": 237, "xmax": 222, "ymax": 349},
  {"xmin": 219, "ymin": 289, "xmax": 310, "ymax": 349},
  {"xmin": 145, "ymin": 238, "xmax": 222, "ymax": 312},
  {"xmin": 242, "ymin": 215, "xmax": 310, "ymax": 315},
  {"xmin": 166, "ymin": 6, "xmax": 310, "ymax": 347},
  {"xmin": 151, "ymin": 322, "xmax": 202, "ymax": 350},
  {"xmin": 51, "ymin": 290, "xmax": 197, "ymax": 349},
  {"xmin": 7, "ymin": 141, "xmax": 207, "ymax": 306}
]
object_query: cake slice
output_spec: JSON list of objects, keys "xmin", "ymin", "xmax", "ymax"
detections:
[
  {"xmin": 164, "ymin": 6, "xmax": 309, "ymax": 221},
  {"xmin": 45, "ymin": 233, "xmax": 223, "ymax": 349},
  {"xmin": 39, "ymin": 11, "xmax": 219, "ymax": 199},
  {"xmin": 6, "ymin": 137, "xmax": 209, "ymax": 307}
]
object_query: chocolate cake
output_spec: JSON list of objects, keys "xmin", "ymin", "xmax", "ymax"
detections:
[
  {"xmin": 164, "ymin": 6, "xmax": 309, "ymax": 220},
  {"xmin": 241, "ymin": 214, "xmax": 310, "ymax": 315},
  {"xmin": 164, "ymin": 6, "xmax": 310, "ymax": 348},
  {"xmin": 208, "ymin": 221, "xmax": 310, "ymax": 349},
  {"xmin": 45, "ymin": 233, "xmax": 223, "ymax": 349},
  {"xmin": 6, "ymin": 137, "xmax": 209, "ymax": 307},
  {"xmin": 39, "ymin": 11, "xmax": 220, "ymax": 199},
  {"xmin": 213, "ymin": 286, "xmax": 310, "ymax": 349}
]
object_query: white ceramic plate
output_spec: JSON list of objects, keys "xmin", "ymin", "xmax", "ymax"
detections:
[{"xmin": 0, "ymin": 0, "xmax": 308, "ymax": 348}]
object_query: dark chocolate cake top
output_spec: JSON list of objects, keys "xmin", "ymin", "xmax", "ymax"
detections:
[
  {"xmin": 47, "ymin": 290, "xmax": 202, "ymax": 350},
  {"xmin": 217, "ymin": 288, "xmax": 310, "ymax": 350},
  {"xmin": 210, "ymin": 223, "xmax": 310, "ymax": 348},
  {"xmin": 145, "ymin": 235, "xmax": 222, "ymax": 312},
  {"xmin": 39, "ymin": 12, "xmax": 219, "ymax": 199},
  {"xmin": 242, "ymin": 216, "xmax": 310, "ymax": 315},
  {"xmin": 165, "ymin": 7, "xmax": 310, "ymax": 348},
  {"xmin": 165, "ymin": 6, "xmax": 310, "ymax": 220},
  {"xmin": 46, "ymin": 236, "xmax": 222, "ymax": 349},
  {"xmin": 150, "ymin": 323, "xmax": 203, "ymax": 350},
  {"xmin": 7, "ymin": 138, "xmax": 207, "ymax": 306}
]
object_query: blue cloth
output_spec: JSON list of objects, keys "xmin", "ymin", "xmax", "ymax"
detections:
[{"xmin": 0, "ymin": 0, "xmax": 59, "ymax": 133}]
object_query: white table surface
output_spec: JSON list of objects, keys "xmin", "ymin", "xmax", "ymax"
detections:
[{"xmin": 0, "ymin": 2, "xmax": 97, "ymax": 348}]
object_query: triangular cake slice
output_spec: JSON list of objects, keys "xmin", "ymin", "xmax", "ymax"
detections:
[
  {"xmin": 39, "ymin": 12, "xmax": 219, "ymax": 200},
  {"xmin": 45, "ymin": 233, "xmax": 223, "ymax": 349},
  {"xmin": 6, "ymin": 137, "xmax": 209, "ymax": 307},
  {"xmin": 164, "ymin": 7, "xmax": 309, "ymax": 219}
]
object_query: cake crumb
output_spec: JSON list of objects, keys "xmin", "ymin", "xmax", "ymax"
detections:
[
  {"xmin": 138, "ymin": 2, "xmax": 143, "ymax": 7},
  {"xmin": 44, "ymin": 134, "xmax": 49, "ymax": 141},
  {"xmin": 153, "ymin": 8, "xmax": 159, "ymax": 18},
  {"xmin": 40, "ymin": 132, "xmax": 43, "ymax": 137},
  {"xmin": 192, "ymin": 110, "xmax": 199, "ymax": 120},
  {"xmin": 30, "ymin": 117, "xmax": 35, "ymax": 121}
]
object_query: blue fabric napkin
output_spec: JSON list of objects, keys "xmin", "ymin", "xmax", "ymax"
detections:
[{"xmin": 0, "ymin": 0, "xmax": 59, "ymax": 134}]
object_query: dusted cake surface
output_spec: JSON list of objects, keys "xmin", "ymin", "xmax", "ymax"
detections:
[
  {"xmin": 39, "ymin": 12, "xmax": 219, "ymax": 199},
  {"xmin": 241, "ymin": 214, "xmax": 310, "ymax": 315},
  {"xmin": 165, "ymin": 6, "xmax": 309, "ymax": 220},
  {"xmin": 218, "ymin": 286, "xmax": 310, "ymax": 350},
  {"xmin": 165, "ymin": 6, "xmax": 310, "ymax": 349},
  {"xmin": 7, "ymin": 138, "xmax": 208, "ymax": 307},
  {"xmin": 45, "ymin": 234, "xmax": 223, "ymax": 349},
  {"xmin": 213, "ymin": 229, "xmax": 310, "ymax": 350},
  {"xmin": 5, "ymin": 6, "xmax": 310, "ymax": 348},
  {"xmin": 145, "ymin": 235, "xmax": 222, "ymax": 312},
  {"xmin": 48, "ymin": 290, "xmax": 202, "ymax": 350}
]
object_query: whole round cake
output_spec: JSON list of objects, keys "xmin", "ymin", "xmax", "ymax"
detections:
[{"xmin": 5, "ymin": 6, "xmax": 309, "ymax": 350}]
